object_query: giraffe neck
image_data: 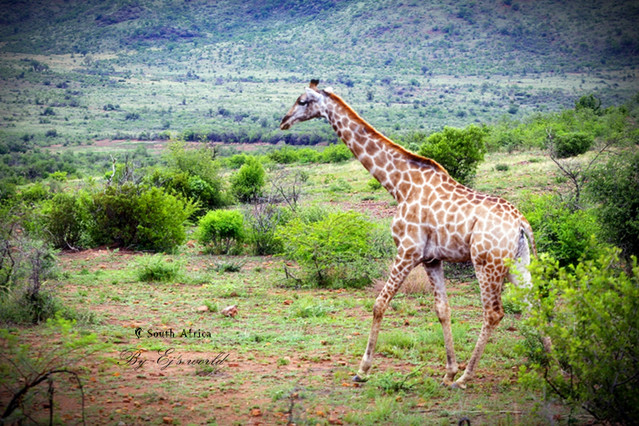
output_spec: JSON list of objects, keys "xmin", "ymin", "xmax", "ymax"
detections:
[{"xmin": 321, "ymin": 92, "xmax": 447, "ymax": 200}]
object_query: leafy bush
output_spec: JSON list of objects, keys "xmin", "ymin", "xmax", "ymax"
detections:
[
  {"xmin": 88, "ymin": 184, "xmax": 195, "ymax": 252},
  {"xmin": 417, "ymin": 125, "xmax": 487, "ymax": 186},
  {"xmin": 550, "ymin": 132, "xmax": 594, "ymax": 158},
  {"xmin": 520, "ymin": 194, "xmax": 606, "ymax": 267},
  {"xmin": 321, "ymin": 143, "xmax": 353, "ymax": 163},
  {"xmin": 198, "ymin": 209, "xmax": 244, "ymax": 254},
  {"xmin": 515, "ymin": 249, "xmax": 639, "ymax": 423},
  {"xmin": 136, "ymin": 254, "xmax": 182, "ymax": 282},
  {"xmin": 587, "ymin": 151, "xmax": 639, "ymax": 260},
  {"xmin": 575, "ymin": 94, "xmax": 601, "ymax": 114},
  {"xmin": 41, "ymin": 192, "xmax": 90, "ymax": 250},
  {"xmin": 161, "ymin": 140, "xmax": 228, "ymax": 211},
  {"xmin": 231, "ymin": 156, "xmax": 265, "ymax": 203},
  {"xmin": 277, "ymin": 210, "xmax": 390, "ymax": 287},
  {"xmin": 367, "ymin": 177, "xmax": 382, "ymax": 191},
  {"xmin": 268, "ymin": 146, "xmax": 299, "ymax": 164}
]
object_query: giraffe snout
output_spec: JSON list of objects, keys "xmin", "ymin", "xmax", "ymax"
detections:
[{"xmin": 280, "ymin": 115, "xmax": 292, "ymax": 130}]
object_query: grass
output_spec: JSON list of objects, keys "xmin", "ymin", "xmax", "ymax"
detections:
[{"xmin": 0, "ymin": 149, "xmax": 580, "ymax": 423}]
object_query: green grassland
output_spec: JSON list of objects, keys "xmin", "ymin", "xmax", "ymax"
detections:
[{"xmin": 2, "ymin": 152, "xmax": 581, "ymax": 425}]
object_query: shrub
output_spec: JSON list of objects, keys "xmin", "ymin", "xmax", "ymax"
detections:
[
  {"xmin": 134, "ymin": 187, "xmax": 195, "ymax": 252},
  {"xmin": 231, "ymin": 156, "xmax": 265, "ymax": 203},
  {"xmin": 515, "ymin": 249, "xmax": 639, "ymax": 423},
  {"xmin": 587, "ymin": 151, "xmax": 639, "ymax": 260},
  {"xmin": 0, "ymin": 317, "xmax": 101, "ymax": 423},
  {"xmin": 550, "ymin": 132, "xmax": 594, "ymax": 158},
  {"xmin": 0, "ymin": 237, "xmax": 61, "ymax": 324},
  {"xmin": 277, "ymin": 210, "xmax": 390, "ymax": 287},
  {"xmin": 418, "ymin": 125, "xmax": 487, "ymax": 186},
  {"xmin": 575, "ymin": 94, "xmax": 601, "ymax": 114},
  {"xmin": 198, "ymin": 209, "xmax": 244, "ymax": 254},
  {"xmin": 88, "ymin": 184, "xmax": 195, "ymax": 252},
  {"xmin": 321, "ymin": 143, "xmax": 353, "ymax": 163},
  {"xmin": 519, "ymin": 194, "xmax": 606, "ymax": 267},
  {"xmin": 41, "ymin": 192, "xmax": 90, "ymax": 250},
  {"xmin": 136, "ymin": 254, "xmax": 182, "ymax": 282},
  {"xmin": 268, "ymin": 146, "xmax": 299, "ymax": 164},
  {"xmin": 244, "ymin": 203, "xmax": 291, "ymax": 256},
  {"xmin": 367, "ymin": 178, "xmax": 382, "ymax": 191},
  {"xmin": 163, "ymin": 140, "xmax": 228, "ymax": 210}
]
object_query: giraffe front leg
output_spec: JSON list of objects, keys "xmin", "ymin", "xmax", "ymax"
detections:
[{"xmin": 354, "ymin": 255, "xmax": 416, "ymax": 382}]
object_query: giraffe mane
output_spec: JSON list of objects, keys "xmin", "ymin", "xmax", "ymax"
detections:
[{"xmin": 322, "ymin": 90, "xmax": 449, "ymax": 176}]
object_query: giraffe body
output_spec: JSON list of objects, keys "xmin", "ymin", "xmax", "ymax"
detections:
[{"xmin": 280, "ymin": 80, "xmax": 535, "ymax": 388}]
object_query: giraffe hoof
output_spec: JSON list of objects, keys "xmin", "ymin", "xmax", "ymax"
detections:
[
  {"xmin": 353, "ymin": 374, "xmax": 368, "ymax": 383},
  {"xmin": 450, "ymin": 381, "xmax": 467, "ymax": 390}
]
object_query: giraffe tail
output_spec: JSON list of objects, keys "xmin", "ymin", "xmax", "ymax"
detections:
[{"xmin": 520, "ymin": 218, "xmax": 537, "ymax": 258}]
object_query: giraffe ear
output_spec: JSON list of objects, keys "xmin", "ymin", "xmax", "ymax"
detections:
[{"xmin": 305, "ymin": 87, "xmax": 322, "ymax": 102}]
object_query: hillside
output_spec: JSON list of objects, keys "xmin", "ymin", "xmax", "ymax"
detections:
[{"xmin": 0, "ymin": 0, "xmax": 638, "ymax": 146}]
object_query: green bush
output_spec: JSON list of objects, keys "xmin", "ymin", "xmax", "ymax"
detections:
[
  {"xmin": 321, "ymin": 143, "xmax": 353, "ymax": 163},
  {"xmin": 136, "ymin": 254, "xmax": 182, "ymax": 282},
  {"xmin": 277, "ymin": 210, "xmax": 390, "ymax": 287},
  {"xmin": 515, "ymin": 249, "xmax": 639, "ymax": 423},
  {"xmin": 41, "ymin": 192, "xmax": 90, "ymax": 250},
  {"xmin": 88, "ymin": 184, "xmax": 195, "ymax": 252},
  {"xmin": 520, "ymin": 194, "xmax": 606, "ymax": 267},
  {"xmin": 417, "ymin": 125, "xmax": 487, "ymax": 186},
  {"xmin": 550, "ymin": 132, "xmax": 594, "ymax": 158},
  {"xmin": 162, "ymin": 140, "xmax": 228, "ymax": 211},
  {"xmin": 575, "ymin": 94, "xmax": 601, "ymax": 114},
  {"xmin": 198, "ymin": 209, "xmax": 244, "ymax": 254},
  {"xmin": 367, "ymin": 177, "xmax": 382, "ymax": 191},
  {"xmin": 231, "ymin": 156, "xmax": 265, "ymax": 203},
  {"xmin": 587, "ymin": 151, "xmax": 639, "ymax": 260},
  {"xmin": 268, "ymin": 146, "xmax": 299, "ymax": 164}
]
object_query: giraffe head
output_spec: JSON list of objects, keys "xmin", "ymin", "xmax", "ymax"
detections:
[{"xmin": 280, "ymin": 79, "xmax": 326, "ymax": 130}]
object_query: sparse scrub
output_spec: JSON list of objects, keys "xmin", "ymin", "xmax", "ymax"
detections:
[{"xmin": 136, "ymin": 254, "xmax": 182, "ymax": 282}]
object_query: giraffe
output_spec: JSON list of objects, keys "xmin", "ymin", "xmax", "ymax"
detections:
[{"xmin": 280, "ymin": 80, "xmax": 536, "ymax": 388}]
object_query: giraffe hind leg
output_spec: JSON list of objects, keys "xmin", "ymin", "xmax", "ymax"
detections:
[
  {"xmin": 454, "ymin": 265, "xmax": 506, "ymax": 388},
  {"xmin": 424, "ymin": 260, "xmax": 459, "ymax": 385}
]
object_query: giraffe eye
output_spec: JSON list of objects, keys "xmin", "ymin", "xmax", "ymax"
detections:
[{"xmin": 298, "ymin": 99, "xmax": 308, "ymax": 106}]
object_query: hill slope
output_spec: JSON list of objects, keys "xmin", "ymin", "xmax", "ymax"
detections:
[
  {"xmin": 0, "ymin": 0, "xmax": 638, "ymax": 145},
  {"xmin": 1, "ymin": 0, "xmax": 638, "ymax": 74}
]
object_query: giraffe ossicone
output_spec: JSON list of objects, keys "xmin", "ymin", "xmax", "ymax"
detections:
[{"xmin": 280, "ymin": 80, "xmax": 536, "ymax": 388}]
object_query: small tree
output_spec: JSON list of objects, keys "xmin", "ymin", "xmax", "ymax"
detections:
[
  {"xmin": 575, "ymin": 94, "xmax": 601, "ymax": 114},
  {"xmin": 418, "ymin": 125, "xmax": 487, "ymax": 186},
  {"xmin": 231, "ymin": 156, "xmax": 265, "ymax": 203}
]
